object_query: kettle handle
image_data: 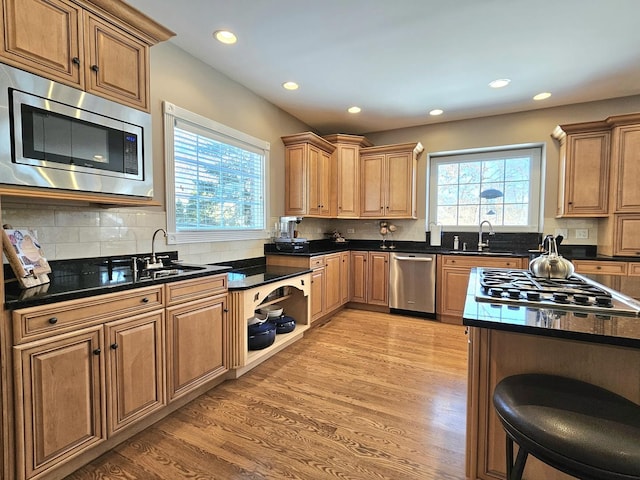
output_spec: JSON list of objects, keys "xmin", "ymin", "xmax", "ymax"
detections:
[{"xmin": 548, "ymin": 235, "xmax": 559, "ymax": 257}]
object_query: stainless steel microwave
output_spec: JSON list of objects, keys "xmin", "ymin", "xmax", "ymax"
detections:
[{"xmin": 0, "ymin": 63, "xmax": 153, "ymax": 198}]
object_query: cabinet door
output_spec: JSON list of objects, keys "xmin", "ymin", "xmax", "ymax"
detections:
[
  {"xmin": 360, "ymin": 154, "xmax": 386, "ymax": 217},
  {"xmin": 284, "ymin": 144, "xmax": 307, "ymax": 215},
  {"xmin": 438, "ymin": 266, "xmax": 471, "ymax": 318},
  {"xmin": 307, "ymin": 145, "xmax": 331, "ymax": 216},
  {"xmin": 84, "ymin": 12, "xmax": 148, "ymax": 110},
  {"xmin": 350, "ymin": 251, "xmax": 368, "ymax": 303},
  {"xmin": 14, "ymin": 327, "xmax": 105, "ymax": 479},
  {"xmin": 560, "ymin": 131, "xmax": 610, "ymax": 216},
  {"xmin": 324, "ymin": 253, "xmax": 342, "ymax": 312},
  {"xmin": 166, "ymin": 295, "xmax": 227, "ymax": 402},
  {"xmin": 613, "ymin": 124, "xmax": 640, "ymax": 213},
  {"xmin": 105, "ymin": 311, "xmax": 165, "ymax": 436},
  {"xmin": 614, "ymin": 214, "xmax": 640, "ymax": 256},
  {"xmin": 340, "ymin": 251, "xmax": 350, "ymax": 305},
  {"xmin": 1, "ymin": 0, "xmax": 83, "ymax": 86},
  {"xmin": 385, "ymin": 152, "xmax": 414, "ymax": 217},
  {"xmin": 368, "ymin": 252, "xmax": 389, "ymax": 305},
  {"xmin": 336, "ymin": 144, "xmax": 360, "ymax": 217},
  {"xmin": 310, "ymin": 267, "xmax": 326, "ymax": 321}
]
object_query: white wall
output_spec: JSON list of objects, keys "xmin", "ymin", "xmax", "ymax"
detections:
[{"xmin": 4, "ymin": 41, "xmax": 640, "ymax": 262}]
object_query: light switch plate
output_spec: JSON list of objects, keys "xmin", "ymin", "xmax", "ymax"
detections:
[{"xmin": 347, "ymin": 228, "xmax": 355, "ymax": 234}]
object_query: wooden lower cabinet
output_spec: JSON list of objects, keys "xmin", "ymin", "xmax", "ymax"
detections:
[
  {"xmin": 349, "ymin": 251, "xmax": 389, "ymax": 306},
  {"xmin": 598, "ymin": 214, "xmax": 640, "ymax": 257},
  {"xmin": 104, "ymin": 311, "xmax": 165, "ymax": 436},
  {"xmin": 14, "ymin": 326, "xmax": 106, "ymax": 480},
  {"xmin": 13, "ymin": 309, "xmax": 166, "ymax": 480},
  {"xmin": 437, "ymin": 255, "xmax": 526, "ymax": 324},
  {"xmin": 266, "ymin": 253, "xmax": 347, "ymax": 321},
  {"xmin": 165, "ymin": 294, "xmax": 227, "ymax": 402},
  {"xmin": 467, "ymin": 327, "xmax": 640, "ymax": 480}
]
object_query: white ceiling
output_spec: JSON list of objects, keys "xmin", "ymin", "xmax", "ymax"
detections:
[{"xmin": 126, "ymin": 0, "xmax": 640, "ymax": 134}]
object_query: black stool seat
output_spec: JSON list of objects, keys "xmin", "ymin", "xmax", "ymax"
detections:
[{"xmin": 493, "ymin": 374, "xmax": 640, "ymax": 480}]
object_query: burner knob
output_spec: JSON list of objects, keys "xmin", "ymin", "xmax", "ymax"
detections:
[
  {"xmin": 489, "ymin": 288, "xmax": 504, "ymax": 297},
  {"xmin": 573, "ymin": 294, "xmax": 590, "ymax": 305},
  {"xmin": 595, "ymin": 296, "xmax": 613, "ymax": 307},
  {"xmin": 526, "ymin": 291, "xmax": 541, "ymax": 301},
  {"xmin": 553, "ymin": 292, "xmax": 569, "ymax": 302},
  {"xmin": 507, "ymin": 289, "xmax": 521, "ymax": 299}
]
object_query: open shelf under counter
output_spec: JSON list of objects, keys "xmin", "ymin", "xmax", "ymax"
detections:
[{"xmin": 227, "ymin": 271, "xmax": 311, "ymax": 378}]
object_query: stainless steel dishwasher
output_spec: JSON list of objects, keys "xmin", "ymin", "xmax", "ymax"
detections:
[{"xmin": 389, "ymin": 252, "xmax": 436, "ymax": 316}]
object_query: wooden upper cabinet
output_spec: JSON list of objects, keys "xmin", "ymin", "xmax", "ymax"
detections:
[
  {"xmin": 1, "ymin": 0, "xmax": 83, "ymax": 85},
  {"xmin": 360, "ymin": 142, "xmax": 423, "ymax": 219},
  {"xmin": 0, "ymin": 0, "xmax": 174, "ymax": 111},
  {"xmin": 282, "ymin": 132, "xmax": 336, "ymax": 217},
  {"xmin": 611, "ymin": 123, "xmax": 640, "ymax": 213},
  {"xmin": 323, "ymin": 134, "xmax": 373, "ymax": 218},
  {"xmin": 552, "ymin": 123, "xmax": 610, "ymax": 217},
  {"xmin": 84, "ymin": 12, "xmax": 148, "ymax": 109}
]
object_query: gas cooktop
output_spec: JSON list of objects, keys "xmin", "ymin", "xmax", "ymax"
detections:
[{"xmin": 475, "ymin": 268, "xmax": 640, "ymax": 316}]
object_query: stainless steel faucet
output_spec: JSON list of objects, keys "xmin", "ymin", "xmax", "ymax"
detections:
[
  {"xmin": 146, "ymin": 228, "xmax": 168, "ymax": 269},
  {"xmin": 478, "ymin": 220, "xmax": 494, "ymax": 251}
]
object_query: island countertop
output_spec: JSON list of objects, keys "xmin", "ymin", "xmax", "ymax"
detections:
[{"xmin": 462, "ymin": 268, "xmax": 640, "ymax": 348}]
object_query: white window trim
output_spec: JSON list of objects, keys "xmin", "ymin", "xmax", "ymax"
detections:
[
  {"xmin": 426, "ymin": 143, "xmax": 546, "ymax": 233},
  {"xmin": 163, "ymin": 101, "xmax": 270, "ymax": 244}
]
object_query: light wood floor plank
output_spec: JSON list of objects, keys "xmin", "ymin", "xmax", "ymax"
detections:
[{"xmin": 65, "ymin": 309, "xmax": 468, "ymax": 480}]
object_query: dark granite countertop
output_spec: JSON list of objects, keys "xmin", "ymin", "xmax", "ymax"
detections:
[
  {"xmin": 4, "ymin": 252, "xmax": 230, "ymax": 310},
  {"xmin": 463, "ymin": 268, "xmax": 640, "ymax": 348},
  {"xmin": 225, "ymin": 264, "xmax": 312, "ymax": 290}
]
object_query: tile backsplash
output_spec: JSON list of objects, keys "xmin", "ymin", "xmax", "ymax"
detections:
[{"xmin": 1, "ymin": 202, "xmax": 265, "ymax": 264}]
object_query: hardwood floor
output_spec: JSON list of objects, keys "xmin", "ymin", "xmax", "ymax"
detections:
[{"xmin": 65, "ymin": 309, "xmax": 469, "ymax": 480}]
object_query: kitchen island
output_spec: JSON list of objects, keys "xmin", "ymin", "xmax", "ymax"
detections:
[{"xmin": 463, "ymin": 269, "xmax": 640, "ymax": 480}]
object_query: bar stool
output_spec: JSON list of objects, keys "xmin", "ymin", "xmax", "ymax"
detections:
[{"xmin": 492, "ymin": 374, "xmax": 640, "ymax": 480}]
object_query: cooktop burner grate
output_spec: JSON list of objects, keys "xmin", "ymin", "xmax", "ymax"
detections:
[{"xmin": 474, "ymin": 268, "xmax": 640, "ymax": 316}]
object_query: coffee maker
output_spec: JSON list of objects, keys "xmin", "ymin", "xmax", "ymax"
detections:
[{"xmin": 275, "ymin": 216, "xmax": 305, "ymax": 243}]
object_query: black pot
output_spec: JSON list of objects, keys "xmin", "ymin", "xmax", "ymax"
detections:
[
  {"xmin": 270, "ymin": 315, "xmax": 296, "ymax": 334},
  {"xmin": 248, "ymin": 321, "xmax": 276, "ymax": 350}
]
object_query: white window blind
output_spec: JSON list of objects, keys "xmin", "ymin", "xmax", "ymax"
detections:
[{"xmin": 163, "ymin": 101, "xmax": 270, "ymax": 243}]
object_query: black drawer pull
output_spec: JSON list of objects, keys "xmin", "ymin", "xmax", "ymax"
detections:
[
  {"xmin": 72, "ymin": 57, "xmax": 80, "ymax": 65},
  {"xmin": 111, "ymin": 343, "xmax": 119, "ymax": 350},
  {"xmin": 48, "ymin": 317, "xmax": 58, "ymax": 324},
  {"xmin": 93, "ymin": 348, "xmax": 101, "ymax": 355},
  {"xmin": 142, "ymin": 297, "xmax": 149, "ymax": 303},
  {"xmin": 91, "ymin": 64, "xmax": 99, "ymax": 72}
]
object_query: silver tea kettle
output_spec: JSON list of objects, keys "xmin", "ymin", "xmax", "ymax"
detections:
[{"xmin": 529, "ymin": 235, "xmax": 575, "ymax": 279}]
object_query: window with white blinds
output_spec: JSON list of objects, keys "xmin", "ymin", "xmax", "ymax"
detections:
[{"xmin": 163, "ymin": 101, "xmax": 269, "ymax": 243}]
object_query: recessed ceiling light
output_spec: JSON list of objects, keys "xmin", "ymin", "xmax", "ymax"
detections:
[
  {"xmin": 347, "ymin": 106, "xmax": 361, "ymax": 114},
  {"xmin": 282, "ymin": 81, "xmax": 299, "ymax": 90},
  {"xmin": 533, "ymin": 92, "xmax": 552, "ymax": 101},
  {"xmin": 429, "ymin": 109, "xmax": 444, "ymax": 116},
  {"xmin": 489, "ymin": 78, "xmax": 511, "ymax": 88},
  {"xmin": 213, "ymin": 30, "xmax": 237, "ymax": 44}
]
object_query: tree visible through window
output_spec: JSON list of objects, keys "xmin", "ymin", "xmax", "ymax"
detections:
[
  {"xmin": 163, "ymin": 101, "xmax": 269, "ymax": 243},
  {"xmin": 428, "ymin": 145, "xmax": 543, "ymax": 232}
]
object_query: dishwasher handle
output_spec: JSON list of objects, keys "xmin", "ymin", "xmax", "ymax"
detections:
[{"xmin": 394, "ymin": 256, "xmax": 434, "ymax": 262}]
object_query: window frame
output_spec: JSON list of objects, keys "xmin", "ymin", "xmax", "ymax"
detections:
[
  {"xmin": 426, "ymin": 143, "xmax": 546, "ymax": 233},
  {"xmin": 163, "ymin": 101, "xmax": 270, "ymax": 244}
]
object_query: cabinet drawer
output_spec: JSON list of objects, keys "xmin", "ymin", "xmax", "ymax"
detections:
[
  {"xmin": 165, "ymin": 274, "xmax": 227, "ymax": 306},
  {"xmin": 309, "ymin": 256, "xmax": 326, "ymax": 268},
  {"xmin": 440, "ymin": 255, "xmax": 524, "ymax": 269},
  {"xmin": 628, "ymin": 263, "xmax": 640, "ymax": 276},
  {"xmin": 573, "ymin": 260, "xmax": 628, "ymax": 276},
  {"xmin": 13, "ymin": 285, "xmax": 164, "ymax": 344}
]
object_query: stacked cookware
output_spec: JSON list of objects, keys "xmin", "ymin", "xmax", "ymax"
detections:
[{"xmin": 247, "ymin": 304, "xmax": 296, "ymax": 350}]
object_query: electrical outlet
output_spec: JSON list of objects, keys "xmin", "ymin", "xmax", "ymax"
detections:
[
  {"xmin": 347, "ymin": 228, "xmax": 355, "ymax": 234},
  {"xmin": 554, "ymin": 228, "xmax": 568, "ymax": 238},
  {"xmin": 575, "ymin": 229, "xmax": 589, "ymax": 239}
]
